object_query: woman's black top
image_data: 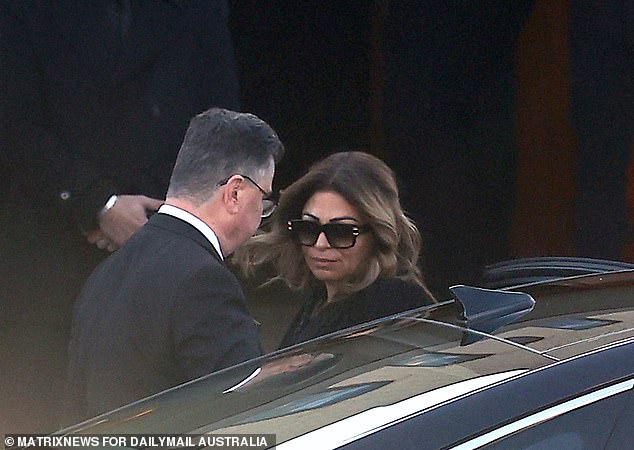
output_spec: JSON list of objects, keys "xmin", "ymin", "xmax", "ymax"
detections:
[{"xmin": 280, "ymin": 277, "xmax": 434, "ymax": 348}]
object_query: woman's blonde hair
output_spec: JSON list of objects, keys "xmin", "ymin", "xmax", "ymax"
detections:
[{"xmin": 234, "ymin": 151, "xmax": 431, "ymax": 298}]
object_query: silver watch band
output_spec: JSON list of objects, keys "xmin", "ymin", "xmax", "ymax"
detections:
[{"xmin": 99, "ymin": 194, "xmax": 118, "ymax": 217}]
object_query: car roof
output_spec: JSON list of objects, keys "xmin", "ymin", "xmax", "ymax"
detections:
[
  {"xmin": 491, "ymin": 269, "xmax": 634, "ymax": 359},
  {"xmin": 57, "ymin": 269, "xmax": 634, "ymax": 447}
]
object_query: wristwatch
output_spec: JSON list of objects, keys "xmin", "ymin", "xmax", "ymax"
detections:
[{"xmin": 99, "ymin": 194, "xmax": 118, "ymax": 218}]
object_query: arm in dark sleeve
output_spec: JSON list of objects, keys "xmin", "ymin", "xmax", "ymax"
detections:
[
  {"xmin": 0, "ymin": 2, "xmax": 115, "ymax": 230},
  {"xmin": 171, "ymin": 265, "xmax": 262, "ymax": 382}
]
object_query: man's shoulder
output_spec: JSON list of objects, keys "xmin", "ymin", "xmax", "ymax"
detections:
[
  {"xmin": 81, "ymin": 221, "xmax": 224, "ymax": 298},
  {"xmin": 131, "ymin": 216, "xmax": 221, "ymax": 261}
]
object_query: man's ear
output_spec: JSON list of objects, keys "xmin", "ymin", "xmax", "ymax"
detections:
[{"xmin": 222, "ymin": 177, "xmax": 242, "ymax": 214}]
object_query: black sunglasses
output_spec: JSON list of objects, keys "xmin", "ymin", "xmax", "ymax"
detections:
[
  {"xmin": 287, "ymin": 219, "xmax": 369, "ymax": 249},
  {"xmin": 217, "ymin": 174, "xmax": 278, "ymax": 218}
]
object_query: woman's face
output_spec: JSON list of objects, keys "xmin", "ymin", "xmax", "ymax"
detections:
[{"xmin": 299, "ymin": 191, "xmax": 374, "ymax": 297}]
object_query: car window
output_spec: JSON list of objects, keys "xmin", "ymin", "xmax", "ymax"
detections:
[
  {"xmin": 62, "ymin": 313, "xmax": 550, "ymax": 446},
  {"xmin": 196, "ymin": 318, "xmax": 548, "ymax": 447},
  {"xmin": 604, "ymin": 388, "xmax": 634, "ymax": 449},
  {"xmin": 458, "ymin": 378, "xmax": 634, "ymax": 450}
]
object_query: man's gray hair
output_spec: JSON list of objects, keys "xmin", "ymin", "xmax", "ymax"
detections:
[{"xmin": 167, "ymin": 108, "xmax": 284, "ymax": 203}]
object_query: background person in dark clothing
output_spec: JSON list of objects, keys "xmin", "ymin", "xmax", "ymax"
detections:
[
  {"xmin": 0, "ymin": 0, "xmax": 240, "ymax": 433},
  {"xmin": 63, "ymin": 108, "xmax": 284, "ymax": 425}
]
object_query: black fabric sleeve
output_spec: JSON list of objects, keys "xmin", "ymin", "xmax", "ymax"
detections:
[
  {"xmin": 0, "ymin": 2, "xmax": 116, "ymax": 230},
  {"xmin": 362, "ymin": 278, "xmax": 435, "ymax": 320}
]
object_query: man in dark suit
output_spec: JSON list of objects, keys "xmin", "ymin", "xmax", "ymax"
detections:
[
  {"xmin": 63, "ymin": 107, "xmax": 285, "ymax": 425},
  {"xmin": 0, "ymin": 1, "xmax": 240, "ymax": 433}
]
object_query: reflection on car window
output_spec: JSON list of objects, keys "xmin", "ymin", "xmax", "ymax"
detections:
[
  {"xmin": 539, "ymin": 317, "xmax": 618, "ymax": 330},
  {"xmin": 390, "ymin": 351, "xmax": 489, "ymax": 368},
  {"xmin": 234, "ymin": 381, "xmax": 391, "ymax": 425},
  {"xmin": 506, "ymin": 335, "xmax": 544, "ymax": 345},
  {"xmin": 229, "ymin": 352, "xmax": 340, "ymax": 392}
]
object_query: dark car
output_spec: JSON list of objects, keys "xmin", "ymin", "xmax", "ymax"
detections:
[{"xmin": 40, "ymin": 260, "xmax": 634, "ymax": 449}]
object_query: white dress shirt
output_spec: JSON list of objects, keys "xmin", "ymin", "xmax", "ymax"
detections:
[{"xmin": 158, "ymin": 204, "xmax": 224, "ymax": 260}]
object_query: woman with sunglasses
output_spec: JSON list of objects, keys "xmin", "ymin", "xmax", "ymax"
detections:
[{"xmin": 236, "ymin": 151, "xmax": 435, "ymax": 347}]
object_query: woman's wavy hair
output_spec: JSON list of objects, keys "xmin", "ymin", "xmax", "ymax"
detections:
[{"xmin": 235, "ymin": 151, "xmax": 432, "ymax": 298}]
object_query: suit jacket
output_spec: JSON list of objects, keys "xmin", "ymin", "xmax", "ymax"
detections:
[
  {"xmin": 64, "ymin": 213, "xmax": 262, "ymax": 424},
  {"xmin": 0, "ymin": 0, "xmax": 239, "ymax": 229},
  {"xmin": 280, "ymin": 277, "xmax": 435, "ymax": 348}
]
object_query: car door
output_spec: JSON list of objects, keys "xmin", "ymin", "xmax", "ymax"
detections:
[{"xmin": 338, "ymin": 340, "xmax": 634, "ymax": 450}]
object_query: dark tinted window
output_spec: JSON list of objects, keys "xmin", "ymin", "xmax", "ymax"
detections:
[{"xmin": 480, "ymin": 388, "xmax": 629, "ymax": 450}]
